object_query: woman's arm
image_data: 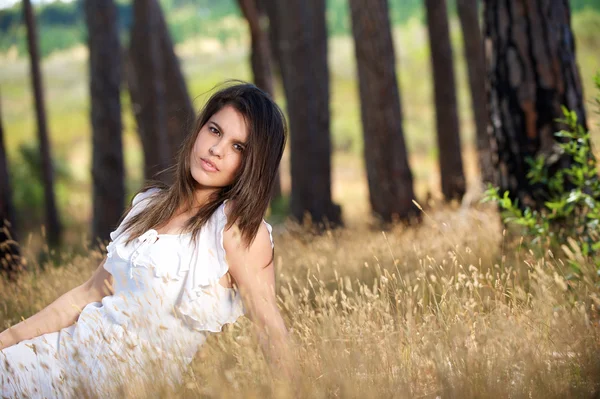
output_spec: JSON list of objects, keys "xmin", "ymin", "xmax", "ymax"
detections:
[
  {"xmin": 223, "ymin": 223, "xmax": 295, "ymax": 380},
  {"xmin": 0, "ymin": 259, "xmax": 113, "ymax": 351}
]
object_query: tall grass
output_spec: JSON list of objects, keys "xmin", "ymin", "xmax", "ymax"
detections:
[{"xmin": 2, "ymin": 204, "xmax": 599, "ymax": 397}]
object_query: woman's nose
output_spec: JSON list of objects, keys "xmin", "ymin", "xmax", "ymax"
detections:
[{"xmin": 209, "ymin": 144, "xmax": 222, "ymax": 157}]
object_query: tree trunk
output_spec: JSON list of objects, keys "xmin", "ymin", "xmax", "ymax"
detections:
[
  {"xmin": 237, "ymin": 0, "xmax": 282, "ymax": 200},
  {"xmin": 237, "ymin": 0, "xmax": 274, "ymax": 96},
  {"xmin": 273, "ymin": 0, "xmax": 342, "ymax": 226},
  {"xmin": 484, "ymin": 0, "xmax": 588, "ymax": 209},
  {"xmin": 457, "ymin": 0, "xmax": 493, "ymax": 184},
  {"xmin": 155, "ymin": 1, "xmax": 194, "ymax": 158},
  {"xmin": 0, "ymin": 92, "xmax": 23, "ymax": 279},
  {"xmin": 258, "ymin": 0, "xmax": 283, "ymax": 200},
  {"xmin": 349, "ymin": 0, "xmax": 418, "ymax": 222},
  {"xmin": 128, "ymin": 0, "xmax": 193, "ymax": 172},
  {"xmin": 85, "ymin": 0, "xmax": 125, "ymax": 243},
  {"xmin": 23, "ymin": 0, "xmax": 62, "ymax": 247},
  {"xmin": 425, "ymin": 0, "xmax": 466, "ymax": 201},
  {"xmin": 128, "ymin": 0, "xmax": 171, "ymax": 183},
  {"xmin": 260, "ymin": 0, "xmax": 282, "ymax": 78}
]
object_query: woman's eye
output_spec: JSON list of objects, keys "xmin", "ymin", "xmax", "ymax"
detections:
[
  {"xmin": 233, "ymin": 144, "xmax": 244, "ymax": 152},
  {"xmin": 209, "ymin": 126, "xmax": 221, "ymax": 136}
]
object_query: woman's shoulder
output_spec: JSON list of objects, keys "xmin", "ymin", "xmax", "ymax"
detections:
[
  {"xmin": 132, "ymin": 187, "xmax": 162, "ymax": 207},
  {"xmin": 221, "ymin": 200, "xmax": 274, "ymax": 268}
]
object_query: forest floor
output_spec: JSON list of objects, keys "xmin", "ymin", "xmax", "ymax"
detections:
[{"xmin": 1, "ymin": 14, "xmax": 600, "ymax": 397}]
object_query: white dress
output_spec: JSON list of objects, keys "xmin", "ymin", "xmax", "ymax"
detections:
[{"xmin": 0, "ymin": 188, "xmax": 273, "ymax": 397}]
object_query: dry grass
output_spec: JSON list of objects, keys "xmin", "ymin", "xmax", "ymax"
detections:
[{"xmin": 2, "ymin": 203, "xmax": 599, "ymax": 398}]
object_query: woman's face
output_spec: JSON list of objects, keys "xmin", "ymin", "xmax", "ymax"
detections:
[{"xmin": 190, "ymin": 104, "xmax": 249, "ymax": 191}]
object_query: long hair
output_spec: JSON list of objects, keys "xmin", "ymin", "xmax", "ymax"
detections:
[{"xmin": 120, "ymin": 82, "xmax": 287, "ymax": 247}]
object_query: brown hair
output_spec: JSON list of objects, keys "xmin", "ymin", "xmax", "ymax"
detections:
[{"xmin": 120, "ymin": 82, "xmax": 287, "ymax": 247}]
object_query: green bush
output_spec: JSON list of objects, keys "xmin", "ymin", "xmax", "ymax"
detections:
[{"xmin": 483, "ymin": 73, "xmax": 600, "ymax": 270}]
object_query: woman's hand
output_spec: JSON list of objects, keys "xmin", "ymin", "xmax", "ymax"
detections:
[
  {"xmin": 223, "ymin": 221, "xmax": 296, "ymax": 382},
  {"xmin": 0, "ymin": 259, "xmax": 113, "ymax": 351}
]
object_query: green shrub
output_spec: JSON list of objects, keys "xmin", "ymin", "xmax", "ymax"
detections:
[{"xmin": 483, "ymin": 73, "xmax": 600, "ymax": 269}]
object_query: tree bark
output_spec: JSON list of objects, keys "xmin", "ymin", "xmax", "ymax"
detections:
[
  {"xmin": 237, "ymin": 0, "xmax": 282, "ymax": 200},
  {"xmin": 258, "ymin": 0, "xmax": 283, "ymax": 200},
  {"xmin": 273, "ymin": 0, "xmax": 342, "ymax": 226},
  {"xmin": 237, "ymin": 0, "xmax": 274, "ymax": 96},
  {"xmin": 425, "ymin": 0, "xmax": 466, "ymax": 201},
  {"xmin": 128, "ymin": 0, "xmax": 172, "ymax": 183},
  {"xmin": 23, "ymin": 0, "xmax": 62, "ymax": 247},
  {"xmin": 349, "ymin": 0, "xmax": 418, "ymax": 222},
  {"xmin": 0, "ymin": 92, "xmax": 23, "ymax": 279},
  {"xmin": 484, "ymin": 0, "xmax": 588, "ymax": 209},
  {"xmin": 85, "ymin": 0, "xmax": 125, "ymax": 243},
  {"xmin": 259, "ymin": 0, "xmax": 282, "ymax": 78},
  {"xmin": 457, "ymin": 0, "xmax": 494, "ymax": 184},
  {"xmin": 155, "ymin": 1, "xmax": 194, "ymax": 158},
  {"xmin": 128, "ymin": 0, "xmax": 193, "ymax": 168}
]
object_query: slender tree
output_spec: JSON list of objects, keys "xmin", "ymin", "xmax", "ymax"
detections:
[
  {"xmin": 425, "ymin": 0, "xmax": 466, "ymax": 201},
  {"xmin": 259, "ymin": 0, "xmax": 282, "ymax": 77},
  {"xmin": 128, "ymin": 0, "xmax": 193, "ymax": 173},
  {"xmin": 0, "ymin": 92, "xmax": 23, "ymax": 279},
  {"xmin": 273, "ymin": 0, "xmax": 342, "ymax": 225},
  {"xmin": 484, "ymin": 0, "xmax": 589, "ymax": 208},
  {"xmin": 237, "ymin": 0, "xmax": 282, "ymax": 200},
  {"xmin": 23, "ymin": 0, "xmax": 62, "ymax": 246},
  {"xmin": 128, "ymin": 0, "xmax": 171, "ymax": 183},
  {"xmin": 457, "ymin": 0, "xmax": 493, "ymax": 184},
  {"xmin": 154, "ymin": 0, "xmax": 194, "ymax": 157},
  {"xmin": 237, "ymin": 0, "xmax": 274, "ymax": 97},
  {"xmin": 349, "ymin": 0, "xmax": 418, "ymax": 221},
  {"xmin": 85, "ymin": 0, "xmax": 125, "ymax": 242}
]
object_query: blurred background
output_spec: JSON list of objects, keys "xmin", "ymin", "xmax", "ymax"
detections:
[{"xmin": 0, "ymin": 0, "xmax": 599, "ymax": 258}]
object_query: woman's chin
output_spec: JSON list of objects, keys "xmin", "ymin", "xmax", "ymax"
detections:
[{"xmin": 191, "ymin": 172, "xmax": 226, "ymax": 191}]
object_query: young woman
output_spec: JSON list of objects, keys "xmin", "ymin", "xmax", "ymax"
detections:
[{"xmin": 0, "ymin": 83, "xmax": 291, "ymax": 397}]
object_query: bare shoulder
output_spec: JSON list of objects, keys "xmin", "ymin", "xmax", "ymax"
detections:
[{"xmin": 222, "ymin": 201, "xmax": 273, "ymax": 271}]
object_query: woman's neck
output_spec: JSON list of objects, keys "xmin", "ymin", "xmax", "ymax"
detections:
[{"xmin": 191, "ymin": 185, "xmax": 219, "ymax": 208}]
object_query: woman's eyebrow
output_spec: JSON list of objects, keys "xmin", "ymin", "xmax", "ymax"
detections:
[{"xmin": 212, "ymin": 120, "xmax": 247, "ymax": 145}]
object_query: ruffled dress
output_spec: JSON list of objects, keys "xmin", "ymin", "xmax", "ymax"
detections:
[{"xmin": 0, "ymin": 188, "xmax": 273, "ymax": 397}]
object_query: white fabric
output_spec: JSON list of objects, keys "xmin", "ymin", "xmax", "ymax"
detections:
[{"xmin": 1, "ymin": 188, "xmax": 273, "ymax": 397}]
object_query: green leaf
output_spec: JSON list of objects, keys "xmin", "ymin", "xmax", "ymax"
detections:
[
  {"xmin": 584, "ymin": 196, "xmax": 596, "ymax": 209},
  {"xmin": 566, "ymin": 190, "xmax": 582, "ymax": 203},
  {"xmin": 545, "ymin": 200, "xmax": 565, "ymax": 210}
]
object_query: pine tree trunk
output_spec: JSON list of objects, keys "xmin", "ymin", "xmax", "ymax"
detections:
[
  {"xmin": 237, "ymin": 0, "xmax": 274, "ymax": 96},
  {"xmin": 425, "ymin": 0, "xmax": 466, "ymax": 201},
  {"xmin": 260, "ymin": 0, "xmax": 282, "ymax": 78},
  {"xmin": 0, "ymin": 92, "xmax": 23, "ymax": 279},
  {"xmin": 85, "ymin": 0, "xmax": 125, "ymax": 243},
  {"xmin": 154, "ymin": 2, "xmax": 194, "ymax": 157},
  {"xmin": 129, "ymin": 0, "xmax": 171, "ymax": 183},
  {"xmin": 23, "ymin": 0, "xmax": 62, "ymax": 247},
  {"xmin": 349, "ymin": 0, "xmax": 418, "ymax": 222},
  {"xmin": 274, "ymin": 0, "xmax": 342, "ymax": 226},
  {"xmin": 457, "ymin": 0, "xmax": 493, "ymax": 184},
  {"xmin": 237, "ymin": 0, "xmax": 282, "ymax": 200},
  {"xmin": 128, "ymin": 0, "xmax": 193, "ymax": 176},
  {"xmin": 484, "ymin": 0, "xmax": 588, "ymax": 208}
]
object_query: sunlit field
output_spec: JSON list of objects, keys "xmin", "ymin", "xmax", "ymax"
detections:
[
  {"xmin": 2, "ymin": 10, "xmax": 600, "ymax": 398},
  {"xmin": 2, "ymin": 204, "xmax": 600, "ymax": 397}
]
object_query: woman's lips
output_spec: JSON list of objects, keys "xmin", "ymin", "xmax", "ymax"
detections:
[{"xmin": 200, "ymin": 158, "xmax": 219, "ymax": 172}]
